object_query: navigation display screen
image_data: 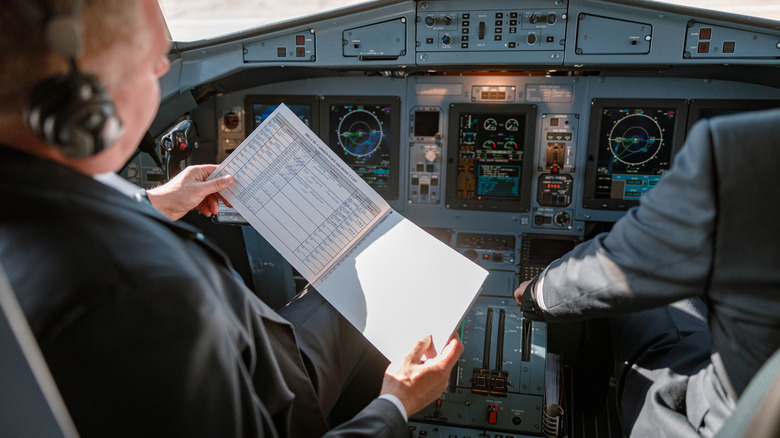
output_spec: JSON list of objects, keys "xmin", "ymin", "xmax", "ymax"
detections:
[
  {"xmin": 583, "ymin": 99, "xmax": 688, "ymax": 210},
  {"xmin": 322, "ymin": 96, "xmax": 400, "ymax": 200},
  {"xmin": 686, "ymin": 99, "xmax": 780, "ymax": 133},
  {"xmin": 529, "ymin": 238, "xmax": 576, "ymax": 265},
  {"xmin": 520, "ymin": 234, "xmax": 580, "ymax": 281},
  {"xmin": 446, "ymin": 104, "xmax": 536, "ymax": 212}
]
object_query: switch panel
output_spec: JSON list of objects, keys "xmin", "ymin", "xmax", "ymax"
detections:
[
  {"xmin": 409, "ymin": 142, "xmax": 443, "ymax": 204},
  {"xmin": 455, "ymin": 233, "xmax": 516, "ymax": 268},
  {"xmin": 537, "ymin": 173, "xmax": 573, "ymax": 207},
  {"xmin": 684, "ymin": 22, "xmax": 780, "ymax": 59},
  {"xmin": 538, "ymin": 113, "xmax": 578, "ymax": 172},
  {"xmin": 244, "ymin": 30, "xmax": 315, "ymax": 62},
  {"xmin": 217, "ymin": 107, "xmax": 245, "ymax": 163},
  {"xmin": 532, "ymin": 207, "xmax": 572, "ymax": 230},
  {"xmin": 416, "ymin": 5, "xmax": 566, "ymax": 53}
]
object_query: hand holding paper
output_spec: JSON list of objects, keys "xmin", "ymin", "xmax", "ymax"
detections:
[{"xmin": 381, "ymin": 335, "xmax": 464, "ymax": 417}]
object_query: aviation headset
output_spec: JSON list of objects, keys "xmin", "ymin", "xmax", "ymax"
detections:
[{"xmin": 17, "ymin": 0, "xmax": 123, "ymax": 158}]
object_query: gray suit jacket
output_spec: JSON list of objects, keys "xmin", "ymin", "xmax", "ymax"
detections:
[
  {"xmin": 0, "ymin": 146, "xmax": 406, "ymax": 437},
  {"xmin": 525, "ymin": 108, "xmax": 780, "ymax": 396}
]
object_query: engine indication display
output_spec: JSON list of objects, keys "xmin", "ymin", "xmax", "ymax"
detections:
[
  {"xmin": 584, "ymin": 99, "xmax": 688, "ymax": 210},
  {"xmin": 251, "ymin": 103, "xmax": 314, "ymax": 129},
  {"xmin": 446, "ymin": 104, "xmax": 537, "ymax": 212},
  {"xmin": 322, "ymin": 96, "xmax": 400, "ymax": 200}
]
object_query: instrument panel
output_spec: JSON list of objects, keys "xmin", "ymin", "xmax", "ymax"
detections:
[{"xmin": 203, "ymin": 75, "xmax": 780, "ymax": 232}]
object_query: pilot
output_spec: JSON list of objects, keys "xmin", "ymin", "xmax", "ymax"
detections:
[
  {"xmin": 516, "ymin": 108, "xmax": 780, "ymax": 436},
  {"xmin": 0, "ymin": 1, "xmax": 462, "ymax": 436}
]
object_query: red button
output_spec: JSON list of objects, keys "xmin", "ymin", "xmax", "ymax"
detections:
[
  {"xmin": 296, "ymin": 35, "xmax": 305, "ymax": 45},
  {"xmin": 699, "ymin": 28, "xmax": 712, "ymax": 40}
]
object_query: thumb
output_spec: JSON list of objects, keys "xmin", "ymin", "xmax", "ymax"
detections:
[
  {"xmin": 205, "ymin": 175, "xmax": 234, "ymax": 193},
  {"xmin": 440, "ymin": 338, "xmax": 463, "ymax": 362},
  {"xmin": 406, "ymin": 335, "xmax": 434, "ymax": 364},
  {"xmin": 430, "ymin": 338, "xmax": 463, "ymax": 368}
]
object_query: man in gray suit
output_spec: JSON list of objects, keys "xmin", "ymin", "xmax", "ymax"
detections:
[
  {"xmin": 516, "ymin": 108, "xmax": 780, "ymax": 437},
  {"xmin": 0, "ymin": 1, "xmax": 462, "ymax": 436}
]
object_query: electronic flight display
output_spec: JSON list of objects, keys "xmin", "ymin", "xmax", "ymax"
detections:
[
  {"xmin": 322, "ymin": 96, "xmax": 400, "ymax": 200},
  {"xmin": 583, "ymin": 99, "xmax": 688, "ymax": 211},
  {"xmin": 446, "ymin": 104, "xmax": 536, "ymax": 212},
  {"xmin": 686, "ymin": 99, "xmax": 780, "ymax": 133},
  {"xmin": 245, "ymin": 95, "xmax": 318, "ymax": 133},
  {"xmin": 520, "ymin": 234, "xmax": 579, "ymax": 281}
]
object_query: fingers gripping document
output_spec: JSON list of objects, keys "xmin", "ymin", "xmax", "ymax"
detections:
[{"xmin": 208, "ymin": 104, "xmax": 488, "ymax": 364}]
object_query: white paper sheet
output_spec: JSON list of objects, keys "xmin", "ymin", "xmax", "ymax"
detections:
[
  {"xmin": 316, "ymin": 210, "xmax": 488, "ymax": 364},
  {"xmin": 209, "ymin": 104, "xmax": 488, "ymax": 363}
]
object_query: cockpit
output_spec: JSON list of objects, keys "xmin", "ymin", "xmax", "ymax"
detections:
[{"xmin": 2, "ymin": 0, "xmax": 779, "ymax": 437}]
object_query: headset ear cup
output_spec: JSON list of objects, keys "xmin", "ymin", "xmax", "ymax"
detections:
[
  {"xmin": 27, "ymin": 71, "xmax": 123, "ymax": 158},
  {"xmin": 27, "ymin": 75, "xmax": 69, "ymax": 144}
]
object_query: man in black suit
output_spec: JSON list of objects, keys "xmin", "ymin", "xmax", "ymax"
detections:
[
  {"xmin": 0, "ymin": 1, "xmax": 462, "ymax": 436},
  {"xmin": 516, "ymin": 108, "xmax": 780, "ymax": 437}
]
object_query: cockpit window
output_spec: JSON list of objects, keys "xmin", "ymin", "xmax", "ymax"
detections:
[
  {"xmin": 646, "ymin": 0, "xmax": 779, "ymax": 21},
  {"xmin": 158, "ymin": 0, "xmax": 371, "ymax": 42},
  {"xmin": 158, "ymin": 0, "xmax": 780, "ymax": 42}
]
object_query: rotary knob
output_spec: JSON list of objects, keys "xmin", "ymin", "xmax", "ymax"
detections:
[{"xmin": 553, "ymin": 211, "xmax": 570, "ymax": 227}]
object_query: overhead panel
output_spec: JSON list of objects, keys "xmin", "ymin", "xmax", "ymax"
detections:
[
  {"xmin": 342, "ymin": 18, "xmax": 407, "ymax": 61},
  {"xmin": 415, "ymin": 0, "xmax": 567, "ymax": 66},
  {"xmin": 575, "ymin": 14, "xmax": 651, "ymax": 55}
]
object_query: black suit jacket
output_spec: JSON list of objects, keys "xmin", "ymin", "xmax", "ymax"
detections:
[{"xmin": 0, "ymin": 146, "xmax": 405, "ymax": 437}]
